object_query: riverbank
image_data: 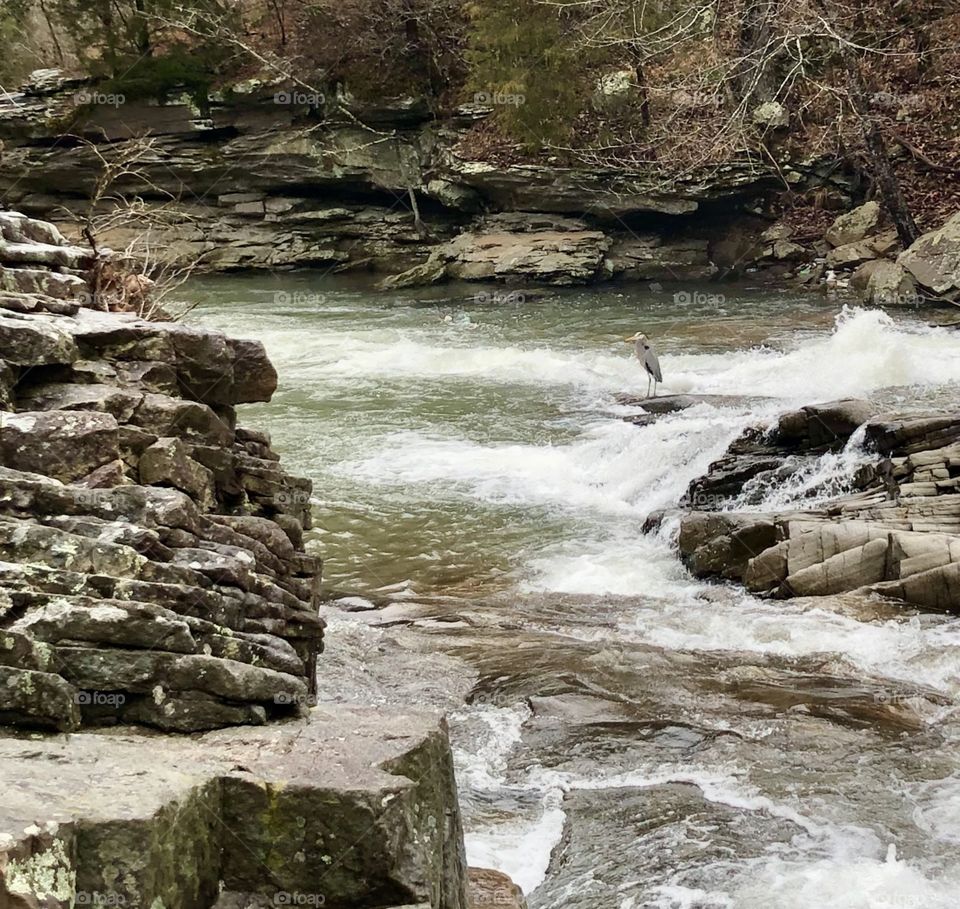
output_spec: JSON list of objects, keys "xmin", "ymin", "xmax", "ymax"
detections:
[
  {"xmin": 0, "ymin": 72, "xmax": 778, "ymax": 276},
  {"xmin": 4, "ymin": 70, "xmax": 958, "ymax": 307}
]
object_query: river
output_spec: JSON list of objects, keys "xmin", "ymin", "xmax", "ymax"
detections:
[{"xmin": 191, "ymin": 274, "xmax": 960, "ymax": 909}]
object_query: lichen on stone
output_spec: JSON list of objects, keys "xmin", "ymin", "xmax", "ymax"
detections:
[{"xmin": 4, "ymin": 836, "xmax": 75, "ymax": 904}]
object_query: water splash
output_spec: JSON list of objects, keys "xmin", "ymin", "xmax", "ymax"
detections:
[{"xmin": 729, "ymin": 423, "xmax": 871, "ymax": 512}]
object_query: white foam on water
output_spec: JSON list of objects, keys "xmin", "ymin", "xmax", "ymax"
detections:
[
  {"xmin": 452, "ymin": 702, "xmax": 529, "ymax": 791},
  {"xmin": 540, "ymin": 765, "xmax": 960, "ymax": 908},
  {"xmin": 908, "ymin": 775, "xmax": 960, "ymax": 846},
  {"xmin": 610, "ymin": 595, "xmax": 960, "ymax": 695},
  {"xmin": 733, "ymin": 844, "xmax": 960, "ymax": 909},
  {"xmin": 338, "ymin": 408, "xmax": 750, "ymax": 517},
  {"xmin": 522, "ymin": 532, "xmax": 702, "ymax": 599},
  {"xmin": 450, "ymin": 703, "xmax": 566, "ymax": 894},
  {"xmin": 463, "ymin": 790, "xmax": 566, "ymax": 896},
  {"xmin": 233, "ymin": 308, "xmax": 960, "ymax": 405},
  {"xmin": 728, "ymin": 424, "xmax": 871, "ymax": 513},
  {"xmin": 667, "ymin": 307, "xmax": 960, "ymax": 401},
  {"xmin": 273, "ymin": 330, "xmax": 652, "ymax": 394},
  {"xmin": 640, "ymin": 885, "xmax": 734, "ymax": 909},
  {"xmin": 203, "ymin": 298, "xmax": 960, "ymax": 904}
]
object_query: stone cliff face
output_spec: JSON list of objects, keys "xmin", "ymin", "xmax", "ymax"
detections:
[
  {"xmin": 0, "ymin": 210, "xmax": 323, "ymax": 732},
  {"xmin": 0, "ymin": 72, "xmax": 852, "ymax": 286}
]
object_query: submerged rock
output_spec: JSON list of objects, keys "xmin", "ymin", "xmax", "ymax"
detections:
[{"xmin": 616, "ymin": 393, "xmax": 770, "ymax": 414}]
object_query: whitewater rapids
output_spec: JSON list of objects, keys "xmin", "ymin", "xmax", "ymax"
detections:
[{"xmin": 194, "ymin": 280, "xmax": 960, "ymax": 909}]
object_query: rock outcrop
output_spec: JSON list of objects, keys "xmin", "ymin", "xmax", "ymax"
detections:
[
  {"xmin": 668, "ymin": 398, "xmax": 960, "ymax": 611},
  {"xmin": 0, "ymin": 72, "xmax": 850, "ymax": 287},
  {"xmin": 0, "ymin": 706, "xmax": 469, "ymax": 909},
  {"xmin": 0, "ymin": 213, "xmax": 324, "ymax": 732},
  {"xmin": 830, "ymin": 207, "xmax": 960, "ymax": 307},
  {"xmin": 0, "ymin": 211, "xmax": 481, "ymax": 909},
  {"xmin": 898, "ymin": 211, "xmax": 960, "ymax": 302}
]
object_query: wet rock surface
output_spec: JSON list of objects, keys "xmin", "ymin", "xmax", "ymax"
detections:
[
  {"xmin": 672, "ymin": 397, "xmax": 960, "ymax": 610},
  {"xmin": 0, "ymin": 213, "xmax": 323, "ymax": 732}
]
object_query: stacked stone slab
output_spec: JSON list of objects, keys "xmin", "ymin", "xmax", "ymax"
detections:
[
  {"xmin": 670, "ymin": 399, "xmax": 960, "ymax": 611},
  {"xmin": 0, "ymin": 212, "xmax": 324, "ymax": 731},
  {"xmin": 0, "ymin": 707, "xmax": 470, "ymax": 909}
]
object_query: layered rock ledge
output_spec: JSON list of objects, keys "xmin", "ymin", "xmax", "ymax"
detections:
[
  {"xmin": 665, "ymin": 399, "xmax": 960, "ymax": 610},
  {"xmin": 0, "ymin": 212, "xmax": 324, "ymax": 732},
  {"xmin": 0, "ymin": 73, "xmax": 845, "ymax": 286}
]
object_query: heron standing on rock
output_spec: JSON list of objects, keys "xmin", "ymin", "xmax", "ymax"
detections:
[{"xmin": 625, "ymin": 331, "xmax": 662, "ymax": 398}]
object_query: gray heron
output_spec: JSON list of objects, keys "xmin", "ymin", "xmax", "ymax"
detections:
[{"xmin": 625, "ymin": 331, "xmax": 662, "ymax": 398}]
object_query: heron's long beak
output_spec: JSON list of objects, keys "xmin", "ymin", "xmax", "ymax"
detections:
[{"xmin": 624, "ymin": 333, "xmax": 640, "ymax": 342}]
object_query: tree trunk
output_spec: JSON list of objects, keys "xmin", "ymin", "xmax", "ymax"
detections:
[
  {"xmin": 134, "ymin": 0, "xmax": 152, "ymax": 57},
  {"xmin": 842, "ymin": 50, "xmax": 920, "ymax": 247},
  {"xmin": 633, "ymin": 60, "xmax": 651, "ymax": 127},
  {"xmin": 732, "ymin": 0, "xmax": 778, "ymax": 102},
  {"xmin": 810, "ymin": 0, "xmax": 920, "ymax": 247},
  {"xmin": 38, "ymin": 0, "xmax": 66, "ymax": 65}
]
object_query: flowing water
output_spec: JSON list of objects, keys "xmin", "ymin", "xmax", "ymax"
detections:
[{"xmin": 191, "ymin": 275, "xmax": 960, "ymax": 909}]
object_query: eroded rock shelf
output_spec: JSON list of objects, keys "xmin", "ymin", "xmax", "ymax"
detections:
[
  {"xmin": 0, "ymin": 212, "xmax": 324, "ymax": 734},
  {"xmin": 667, "ymin": 398, "xmax": 960, "ymax": 609}
]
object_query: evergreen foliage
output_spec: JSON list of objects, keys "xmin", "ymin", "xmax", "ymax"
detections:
[{"xmin": 465, "ymin": 0, "xmax": 588, "ymax": 150}]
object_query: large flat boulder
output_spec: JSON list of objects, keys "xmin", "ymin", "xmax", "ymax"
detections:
[
  {"xmin": 443, "ymin": 215, "xmax": 610, "ymax": 285},
  {"xmin": 0, "ymin": 707, "xmax": 469, "ymax": 909},
  {"xmin": 65, "ymin": 310, "xmax": 277, "ymax": 405},
  {"xmin": 825, "ymin": 201, "xmax": 882, "ymax": 247},
  {"xmin": 898, "ymin": 211, "xmax": 960, "ymax": 300},
  {"xmin": 0, "ymin": 311, "xmax": 78, "ymax": 365}
]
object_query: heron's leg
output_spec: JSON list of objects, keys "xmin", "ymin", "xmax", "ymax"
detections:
[
  {"xmin": 646, "ymin": 374, "xmax": 652, "ymax": 398},
  {"xmin": 653, "ymin": 379, "xmax": 658, "ymax": 398}
]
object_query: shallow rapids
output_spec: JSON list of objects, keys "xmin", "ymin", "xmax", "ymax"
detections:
[{"xmin": 192, "ymin": 277, "xmax": 960, "ymax": 909}]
